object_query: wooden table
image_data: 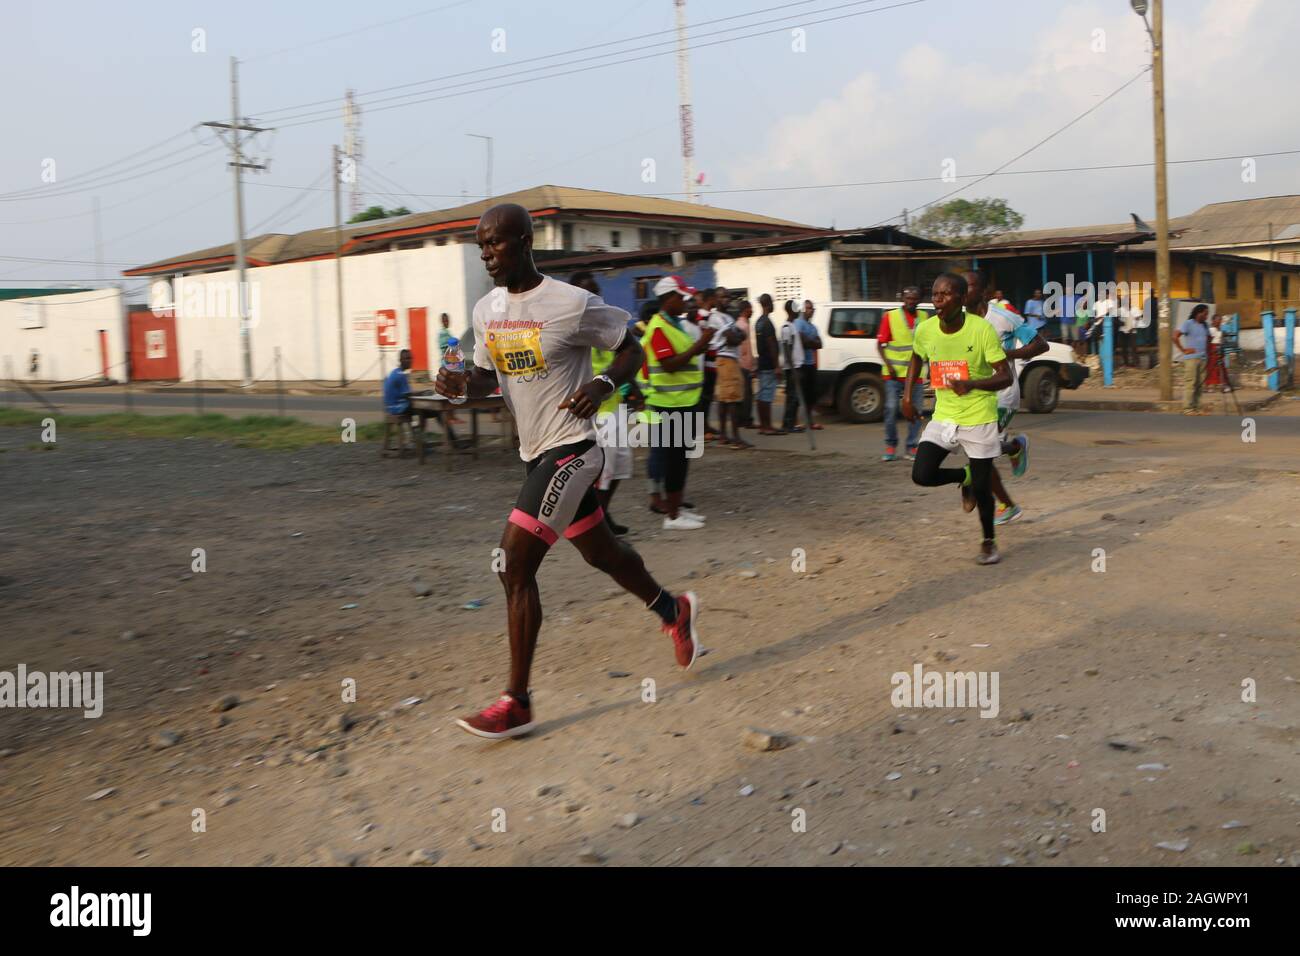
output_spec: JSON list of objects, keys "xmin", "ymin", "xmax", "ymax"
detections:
[{"xmin": 408, "ymin": 393, "xmax": 516, "ymax": 467}]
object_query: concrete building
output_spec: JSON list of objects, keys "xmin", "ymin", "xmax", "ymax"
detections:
[
  {"xmin": 121, "ymin": 185, "xmax": 815, "ymax": 382},
  {"xmin": 1, "ymin": 288, "xmax": 126, "ymax": 383}
]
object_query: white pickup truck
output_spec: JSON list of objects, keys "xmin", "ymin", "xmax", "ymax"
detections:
[{"xmin": 802, "ymin": 300, "xmax": 1090, "ymax": 423}]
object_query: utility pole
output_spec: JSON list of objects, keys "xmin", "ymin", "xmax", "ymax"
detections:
[
  {"xmin": 1133, "ymin": 0, "xmax": 1172, "ymax": 400},
  {"xmin": 343, "ymin": 90, "xmax": 364, "ymax": 218},
  {"xmin": 674, "ymin": 0, "xmax": 697, "ymax": 203},
  {"xmin": 201, "ymin": 56, "xmax": 267, "ymax": 387},
  {"xmin": 466, "ymin": 133, "xmax": 493, "ymax": 200},
  {"xmin": 92, "ymin": 196, "xmax": 104, "ymax": 284},
  {"xmin": 333, "ymin": 144, "xmax": 348, "ymax": 387}
]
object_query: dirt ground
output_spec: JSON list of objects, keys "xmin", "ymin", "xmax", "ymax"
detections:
[{"xmin": 1, "ymin": 408, "xmax": 1298, "ymax": 866}]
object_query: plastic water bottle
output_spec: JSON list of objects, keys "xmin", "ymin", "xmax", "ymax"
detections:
[{"xmin": 442, "ymin": 337, "xmax": 466, "ymax": 405}]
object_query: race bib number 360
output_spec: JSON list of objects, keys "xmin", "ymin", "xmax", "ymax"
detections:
[
  {"xmin": 929, "ymin": 360, "xmax": 969, "ymax": 389},
  {"xmin": 486, "ymin": 328, "xmax": 548, "ymax": 378}
]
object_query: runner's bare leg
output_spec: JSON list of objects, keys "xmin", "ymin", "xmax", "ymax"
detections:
[
  {"xmin": 568, "ymin": 517, "xmax": 661, "ymax": 604},
  {"xmin": 498, "ymin": 523, "xmax": 551, "ymax": 698}
]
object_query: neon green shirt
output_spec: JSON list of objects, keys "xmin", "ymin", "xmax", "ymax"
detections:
[{"xmin": 912, "ymin": 311, "xmax": 1006, "ymax": 426}]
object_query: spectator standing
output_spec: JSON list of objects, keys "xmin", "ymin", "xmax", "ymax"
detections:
[
  {"xmin": 1071, "ymin": 296, "xmax": 1092, "ymax": 360},
  {"xmin": 1173, "ymin": 303, "xmax": 1210, "ymax": 414},
  {"xmin": 642, "ymin": 276, "xmax": 710, "ymax": 527},
  {"xmin": 795, "ymin": 300, "xmax": 823, "ymax": 430},
  {"xmin": 878, "ymin": 286, "xmax": 929, "ymax": 460},
  {"xmin": 1116, "ymin": 295, "xmax": 1138, "ymax": 367},
  {"xmin": 735, "ymin": 300, "xmax": 756, "ymax": 429},
  {"xmin": 779, "ymin": 300, "xmax": 805, "ymax": 432},
  {"xmin": 1023, "ymin": 289, "xmax": 1045, "ymax": 333},
  {"xmin": 697, "ymin": 290, "xmax": 720, "ymax": 440},
  {"xmin": 710, "ymin": 297, "xmax": 750, "ymax": 449},
  {"xmin": 753, "ymin": 294, "xmax": 784, "ymax": 435}
]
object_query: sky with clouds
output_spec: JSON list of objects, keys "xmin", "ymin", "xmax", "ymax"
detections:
[{"xmin": 4, "ymin": 0, "xmax": 1298, "ymax": 289}]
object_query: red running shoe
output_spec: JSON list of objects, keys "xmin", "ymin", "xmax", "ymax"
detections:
[
  {"xmin": 455, "ymin": 692, "xmax": 535, "ymax": 739},
  {"xmin": 663, "ymin": 591, "xmax": 701, "ymax": 669}
]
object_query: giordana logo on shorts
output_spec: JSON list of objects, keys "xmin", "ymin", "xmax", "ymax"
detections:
[
  {"xmin": 890, "ymin": 664, "xmax": 999, "ymax": 719},
  {"xmin": 0, "ymin": 665, "xmax": 103, "ymax": 718},
  {"xmin": 50, "ymin": 886, "xmax": 151, "ymax": 936},
  {"xmin": 540, "ymin": 455, "xmax": 586, "ymax": 518}
]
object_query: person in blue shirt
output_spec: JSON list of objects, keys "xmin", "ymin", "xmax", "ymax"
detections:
[
  {"xmin": 795, "ymin": 300, "xmax": 824, "ymax": 430},
  {"xmin": 1023, "ymin": 289, "xmax": 1045, "ymax": 332},
  {"xmin": 383, "ymin": 348, "xmax": 459, "ymax": 445},
  {"xmin": 1173, "ymin": 303, "xmax": 1211, "ymax": 414}
]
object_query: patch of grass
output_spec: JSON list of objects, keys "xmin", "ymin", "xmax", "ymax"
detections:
[{"xmin": 0, "ymin": 408, "xmax": 384, "ymax": 451}]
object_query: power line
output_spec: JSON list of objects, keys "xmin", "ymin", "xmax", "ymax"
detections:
[
  {"xmin": 253, "ymin": 0, "xmax": 832, "ymax": 118},
  {"xmin": 869, "ymin": 67, "xmax": 1152, "ymax": 228},
  {"xmin": 268, "ymin": 0, "xmax": 925, "ymax": 129},
  {"xmin": 0, "ymin": 148, "xmax": 219, "ymax": 204},
  {"xmin": 248, "ymin": 168, "xmax": 330, "ymax": 234},
  {"xmin": 0, "ymin": 160, "xmax": 227, "ymax": 226},
  {"xmin": 239, "ymin": 146, "xmax": 1300, "ymax": 206},
  {"xmin": 269, "ymin": 0, "xmax": 902, "ymax": 126},
  {"xmin": 243, "ymin": 0, "xmax": 477, "ymax": 64},
  {"xmin": 359, "ymin": 162, "xmax": 429, "ymax": 211},
  {"xmin": 0, "ymin": 254, "xmax": 137, "ymax": 266},
  {"xmin": 0, "ymin": 130, "xmax": 196, "ymax": 200}
]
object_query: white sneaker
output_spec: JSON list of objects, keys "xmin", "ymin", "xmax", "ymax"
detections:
[
  {"xmin": 663, "ymin": 513, "xmax": 705, "ymax": 530},
  {"xmin": 679, "ymin": 508, "xmax": 707, "ymax": 521}
]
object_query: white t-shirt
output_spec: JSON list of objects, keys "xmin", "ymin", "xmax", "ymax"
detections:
[
  {"xmin": 472, "ymin": 276, "xmax": 627, "ymax": 461},
  {"xmin": 709, "ymin": 309, "xmax": 740, "ymax": 360},
  {"xmin": 779, "ymin": 320, "xmax": 804, "ymax": 368},
  {"xmin": 981, "ymin": 302, "xmax": 1029, "ymax": 410}
]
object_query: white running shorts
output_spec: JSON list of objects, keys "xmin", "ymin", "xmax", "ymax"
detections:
[{"xmin": 920, "ymin": 419, "xmax": 1000, "ymax": 460}]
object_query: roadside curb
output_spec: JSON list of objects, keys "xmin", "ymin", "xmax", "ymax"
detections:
[{"xmin": 1058, "ymin": 392, "xmax": 1282, "ymax": 412}]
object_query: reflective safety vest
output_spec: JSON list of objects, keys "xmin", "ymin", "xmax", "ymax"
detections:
[
  {"xmin": 590, "ymin": 347, "xmax": 626, "ymax": 414},
  {"xmin": 881, "ymin": 308, "xmax": 928, "ymax": 377},
  {"xmin": 640, "ymin": 313, "xmax": 703, "ymax": 411}
]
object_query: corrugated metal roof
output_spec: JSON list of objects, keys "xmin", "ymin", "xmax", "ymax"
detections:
[
  {"xmin": 995, "ymin": 196, "xmax": 1300, "ymax": 253},
  {"xmin": 538, "ymin": 227, "xmax": 945, "ymax": 270},
  {"xmin": 370, "ymin": 184, "xmax": 815, "ymax": 235},
  {"xmin": 124, "ymin": 184, "xmax": 817, "ymax": 275}
]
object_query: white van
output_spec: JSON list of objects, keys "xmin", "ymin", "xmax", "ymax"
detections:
[{"xmin": 800, "ymin": 301, "xmax": 1090, "ymax": 423}]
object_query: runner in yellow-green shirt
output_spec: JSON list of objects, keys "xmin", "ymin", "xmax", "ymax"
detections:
[{"xmin": 902, "ymin": 272, "xmax": 1014, "ymax": 565}]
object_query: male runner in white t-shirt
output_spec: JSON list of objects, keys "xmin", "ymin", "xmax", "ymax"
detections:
[{"xmin": 436, "ymin": 204, "xmax": 702, "ymax": 739}]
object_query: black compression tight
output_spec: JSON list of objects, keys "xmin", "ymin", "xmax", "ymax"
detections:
[{"xmin": 911, "ymin": 442, "xmax": 996, "ymax": 541}]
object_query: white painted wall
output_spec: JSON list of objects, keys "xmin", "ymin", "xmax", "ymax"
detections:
[
  {"xmin": 0, "ymin": 289, "xmax": 125, "ymax": 383},
  {"xmin": 162, "ymin": 242, "xmax": 490, "ymax": 382},
  {"xmin": 714, "ymin": 250, "xmax": 833, "ymax": 334}
]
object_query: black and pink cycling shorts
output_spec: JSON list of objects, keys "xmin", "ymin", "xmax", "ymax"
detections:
[{"xmin": 509, "ymin": 438, "xmax": 606, "ymax": 547}]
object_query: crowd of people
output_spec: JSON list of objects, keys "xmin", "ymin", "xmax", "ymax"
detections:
[{"xmin": 563, "ymin": 272, "xmax": 837, "ymax": 534}]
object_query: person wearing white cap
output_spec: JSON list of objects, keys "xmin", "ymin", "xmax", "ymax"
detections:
[{"xmin": 641, "ymin": 275, "xmax": 710, "ymax": 530}]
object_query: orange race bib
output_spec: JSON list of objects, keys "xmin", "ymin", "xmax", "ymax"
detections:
[
  {"xmin": 486, "ymin": 327, "xmax": 548, "ymax": 378},
  {"xmin": 929, "ymin": 360, "xmax": 969, "ymax": 389}
]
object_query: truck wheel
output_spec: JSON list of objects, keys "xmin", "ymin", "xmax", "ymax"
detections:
[
  {"xmin": 838, "ymin": 371, "xmax": 885, "ymax": 423},
  {"xmin": 1023, "ymin": 365, "xmax": 1059, "ymax": 413}
]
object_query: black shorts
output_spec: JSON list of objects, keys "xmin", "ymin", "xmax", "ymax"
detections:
[{"xmin": 509, "ymin": 438, "xmax": 606, "ymax": 547}]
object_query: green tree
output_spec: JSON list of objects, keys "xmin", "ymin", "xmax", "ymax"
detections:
[
  {"xmin": 911, "ymin": 198, "xmax": 1024, "ymax": 248},
  {"xmin": 347, "ymin": 205, "xmax": 413, "ymax": 224}
]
